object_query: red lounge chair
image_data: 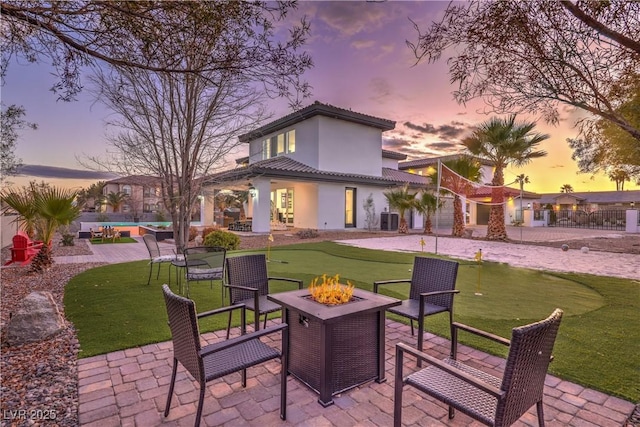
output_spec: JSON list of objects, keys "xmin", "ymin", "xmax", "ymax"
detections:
[{"xmin": 5, "ymin": 231, "xmax": 45, "ymax": 266}]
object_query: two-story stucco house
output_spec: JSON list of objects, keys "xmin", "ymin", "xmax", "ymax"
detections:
[{"xmin": 203, "ymin": 102, "xmax": 428, "ymax": 233}]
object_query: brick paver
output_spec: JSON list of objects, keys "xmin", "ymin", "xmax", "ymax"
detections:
[{"xmin": 76, "ymin": 319, "xmax": 636, "ymax": 426}]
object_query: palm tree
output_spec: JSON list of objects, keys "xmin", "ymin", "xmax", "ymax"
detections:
[
  {"xmin": 560, "ymin": 184, "xmax": 574, "ymax": 193},
  {"xmin": 430, "ymin": 157, "xmax": 483, "ymax": 237},
  {"xmin": 383, "ymin": 184, "xmax": 416, "ymax": 233},
  {"xmin": 463, "ymin": 114, "xmax": 549, "ymax": 241},
  {"xmin": 515, "ymin": 174, "xmax": 530, "ymax": 223},
  {"xmin": 105, "ymin": 191, "xmax": 129, "ymax": 213},
  {"xmin": 76, "ymin": 181, "xmax": 106, "ymax": 211},
  {"xmin": 608, "ymin": 169, "xmax": 630, "ymax": 191},
  {"xmin": 1, "ymin": 185, "xmax": 80, "ymax": 272},
  {"xmin": 413, "ymin": 190, "xmax": 443, "ymax": 234}
]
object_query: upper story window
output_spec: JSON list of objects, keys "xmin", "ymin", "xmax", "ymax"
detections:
[
  {"xmin": 262, "ymin": 130, "xmax": 296, "ymax": 160},
  {"xmin": 143, "ymin": 186, "xmax": 158, "ymax": 197},
  {"xmin": 122, "ymin": 185, "xmax": 132, "ymax": 195}
]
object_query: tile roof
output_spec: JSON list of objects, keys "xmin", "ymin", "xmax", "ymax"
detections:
[
  {"xmin": 538, "ymin": 191, "xmax": 640, "ymax": 204},
  {"xmin": 205, "ymin": 156, "xmax": 428, "ymax": 187},
  {"xmin": 105, "ymin": 175, "xmax": 162, "ymax": 186},
  {"xmin": 399, "ymin": 154, "xmax": 494, "ymax": 170},
  {"xmin": 238, "ymin": 101, "xmax": 395, "ymax": 142},
  {"xmin": 382, "ymin": 149, "xmax": 407, "ymax": 160}
]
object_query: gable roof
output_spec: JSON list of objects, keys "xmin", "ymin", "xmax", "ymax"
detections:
[
  {"xmin": 398, "ymin": 154, "xmax": 494, "ymax": 170},
  {"xmin": 238, "ymin": 101, "xmax": 395, "ymax": 142},
  {"xmin": 205, "ymin": 156, "xmax": 428, "ymax": 187}
]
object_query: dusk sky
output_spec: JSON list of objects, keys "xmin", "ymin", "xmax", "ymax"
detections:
[{"xmin": 3, "ymin": 1, "xmax": 638, "ymax": 193}]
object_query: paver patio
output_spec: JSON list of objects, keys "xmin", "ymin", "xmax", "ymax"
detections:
[{"xmin": 77, "ymin": 318, "xmax": 635, "ymax": 427}]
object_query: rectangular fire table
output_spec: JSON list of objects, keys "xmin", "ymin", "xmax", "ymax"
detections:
[{"xmin": 268, "ymin": 288, "xmax": 400, "ymax": 406}]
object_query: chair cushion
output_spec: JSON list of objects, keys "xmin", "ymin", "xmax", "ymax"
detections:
[
  {"xmin": 187, "ymin": 267, "xmax": 223, "ymax": 281},
  {"xmin": 387, "ymin": 299, "xmax": 448, "ymax": 321},
  {"xmin": 153, "ymin": 254, "xmax": 178, "ymax": 263}
]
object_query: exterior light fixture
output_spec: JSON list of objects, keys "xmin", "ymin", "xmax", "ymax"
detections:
[{"xmin": 248, "ymin": 184, "xmax": 256, "ymax": 197}]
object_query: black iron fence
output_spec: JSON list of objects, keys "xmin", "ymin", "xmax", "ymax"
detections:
[{"xmin": 547, "ymin": 209, "xmax": 627, "ymax": 230}]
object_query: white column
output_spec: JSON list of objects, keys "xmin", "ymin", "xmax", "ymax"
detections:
[{"xmin": 251, "ymin": 178, "xmax": 271, "ymax": 233}]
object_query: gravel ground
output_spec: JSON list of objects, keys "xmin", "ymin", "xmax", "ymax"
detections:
[{"xmin": 1, "ymin": 232, "xmax": 638, "ymax": 426}]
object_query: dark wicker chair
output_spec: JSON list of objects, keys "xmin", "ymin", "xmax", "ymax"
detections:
[
  {"xmin": 225, "ymin": 254, "xmax": 303, "ymax": 338},
  {"xmin": 143, "ymin": 234, "xmax": 181, "ymax": 285},
  {"xmin": 374, "ymin": 256, "xmax": 459, "ymax": 366},
  {"xmin": 162, "ymin": 285, "xmax": 288, "ymax": 427},
  {"xmin": 183, "ymin": 246, "xmax": 226, "ymax": 298},
  {"xmin": 393, "ymin": 308, "xmax": 564, "ymax": 427}
]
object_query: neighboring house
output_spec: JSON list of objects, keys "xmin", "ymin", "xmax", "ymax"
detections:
[
  {"xmin": 538, "ymin": 191, "xmax": 639, "ymax": 211},
  {"xmin": 203, "ymin": 101, "xmax": 428, "ymax": 233},
  {"xmin": 103, "ymin": 175, "xmax": 169, "ymax": 220}
]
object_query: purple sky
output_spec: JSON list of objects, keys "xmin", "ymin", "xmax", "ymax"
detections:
[{"xmin": 3, "ymin": 1, "xmax": 637, "ymax": 193}]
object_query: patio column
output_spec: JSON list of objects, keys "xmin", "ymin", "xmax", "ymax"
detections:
[{"xmin": 251, "ymin": 178, "xmax": 271, "ymax": 233}]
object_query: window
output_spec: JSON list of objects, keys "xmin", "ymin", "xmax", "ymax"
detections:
[
  {"xmin": 261, "ymin": 130, "xmax": 295, "ymax": 160},
  {"xmin": 345, "ymin": 187, "xmax": 356, "ymax": 227},
  {"xmin": 286, "ymin": 130, "xmax": 295, "ymax": 153},
  {"xmin": 122, "ymin": 185, "xmax": 132, "ymax": 195}
]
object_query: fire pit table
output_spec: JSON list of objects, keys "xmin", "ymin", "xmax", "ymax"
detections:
[{"xmin": 268, "ymin": 288, "xmax": 400, "ymax": 406}]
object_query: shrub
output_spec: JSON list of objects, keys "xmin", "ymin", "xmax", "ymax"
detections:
[
  {"xmin": 201, "ymin": 226, "xmax": 220, "ymax": 240},
  {"xmin": 188, "ymin": 226, "xmax": 200, "ymax": 242},
  {"xmin": 203, "ymin": 230, "xmax": 240, "ymax": 251},
  {"xmin": 60, "ymin": 233, "xmax": 75, "ymax": 246},
  {"xmin": 296, "ymin": 228, "xmax": 319, "ymax": 239},
  {"xmin": 154, "ymin": 211, "xmax": 166, "ymax": 222}
]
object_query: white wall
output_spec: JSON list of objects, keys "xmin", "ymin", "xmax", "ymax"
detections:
[
  {"xmin": 291, "ymin": 182, "xmax": 318, "ymax": 229},
  {"xmin": 248, "ymin": 118, "xmax": 320, "ymax": 167},
  {"xmin": 382, "ymin": 157, "xmax": 399, "ymax": 169},
  {"xmin": 317, "ymin": 116, "xmax": 382, "ymax": 176}
]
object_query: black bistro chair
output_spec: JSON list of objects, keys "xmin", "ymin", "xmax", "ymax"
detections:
[
  {"xmin": 394, "ymin": 308, "xmax": 563, "ymax": 427},
  {"xmin": 225, "ymin": 254, "xmax": 303, "ymax": 338},
  {"xmin": 374, "ymin": 256, "xmax": 459, "ymax": 366},
  {"xmin": 162, "ymin": 285, "xmax": 288, "ymax": 427},
  {"xmin": 182, "ymin": 246, "xmax": 226, "ymax": 298},
  {"xmin": 143, "ymin": 234, "xmax": 181, "ymax": 285}
]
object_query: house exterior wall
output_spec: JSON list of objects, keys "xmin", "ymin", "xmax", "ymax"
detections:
[
  {"xmin": 247, "ymin": 117, "xmax": 320, "ymax": 166},
  {"xmin": 317, "ymin": 116, "xmax": 382, "ymax": 176},
  {"xmin": 382, "ymin": 157, "xmax": 399, "ymax": 169}
]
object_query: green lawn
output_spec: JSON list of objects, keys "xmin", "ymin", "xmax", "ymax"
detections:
[{"xmin": 64, "ymin": 241, "xmax": 640, "ymax": 402}]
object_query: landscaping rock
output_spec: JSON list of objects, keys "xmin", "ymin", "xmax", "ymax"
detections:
[{"xmin": 6, "ymin": 291, "xmax": 66, "ymax": 345}]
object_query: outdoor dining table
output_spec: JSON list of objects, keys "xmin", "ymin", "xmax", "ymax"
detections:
[{"xmin": 268, "ymin": 288, "xmax": 400, "ymax": 406}]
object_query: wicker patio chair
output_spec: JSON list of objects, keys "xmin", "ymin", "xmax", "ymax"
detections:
[
  {"xmin": 374, "ymin": 256, "xmax": 459, "ymax": 366},
  {"xmin": 393, "ymin": 308, "xmax": 564, "ymax": 427},
  {"xmin": 162, "ymin": 285, "xmax": 288, "ymax": 427},
  {"xmin": 225, "ymin": 254, "xmax": 303, "ymax": 338},
  {"xmin": 143, "ymin": 234, "xmax": 181, "ymax": 285},
  {"xmin": 183, "ymin": 246, "xmax": 226, "ymax": 298}
]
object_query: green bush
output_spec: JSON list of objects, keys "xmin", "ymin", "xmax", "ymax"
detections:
[
  {"xmin": 202, "ymin": 226, "xmax": 220, "ymax": 240},
  {"xmin": 60, "ymin": 233, "xmax": 75, "ymax": 246},
  {"xmin": 202, "ymin": 230, "xmax": 240, "ymax": 251}
]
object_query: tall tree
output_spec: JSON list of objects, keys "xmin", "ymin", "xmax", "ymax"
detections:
[
  {"xmin": 608, "ymin": 169, "xmax": 630, "ymax": 191},
  {"xmin": 569, "ymin": 84, "xmax": 640, "ymax": 183},
  {"xmin": 383, "ymin": 184, "xmax": 416, "ymax": 234},
  {"xmin": 560, "ymin": 184, "xmax": 574, "ymax": 193},
  {"xmin": 75, "ymin": 181, "xmax": 106, "ymax": 211},
  {"xmin": 463, "ymin": 115, "xmax": 548, "ymax": 240},
  {"xmin": 408, "ymin": 1, "xmax": 640, "ymax": 143},
  {"xmin": 1, "ymin": 1, "xmax": 311, "ymax": 103},
  {"xmin": 83, "ymin": 2, "xmax": 311, "ymax": 252},
  {"xmin": 104, "ymin": 191, "xmax": 128, "ymax": 213},
  {"xmin": 430, "ymin": 156, "xmax": 483, "ymax": 237},
  {"xmin": 0, "ymin": 104, "xmax": 36, "ymax": 183}
]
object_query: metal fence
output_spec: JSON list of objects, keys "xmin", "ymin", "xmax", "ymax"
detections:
[{"xmin": 547, "ymin": 209, "xmax": 627, "ymax": 230}]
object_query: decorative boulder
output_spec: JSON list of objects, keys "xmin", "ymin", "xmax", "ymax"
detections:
[{"xmin": 6, "ymin": 291, "xmax": 66, "ymax": 346}]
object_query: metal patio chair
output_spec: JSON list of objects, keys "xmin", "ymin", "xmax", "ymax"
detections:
[
  {"xmin": 394, "ymin": 308, "xmax": 563, "ymax": 427},
  {"xmin": 225, "ymin": 254, "xmax": 303, "ymax": 338},
  {"xmin": 143, "ymin": 233, "xmax": 181, "ymax": 285},
  {"xmin": 182, "ymin": 246, "xmax": 226, "ymax": 298},
  {"xmin": 374, "ymin": 256, "xmax": 459, "ymax": 366},
  {"xmin": 162, "ymin": 285, "xmax": 288, "ymax": 427}
]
